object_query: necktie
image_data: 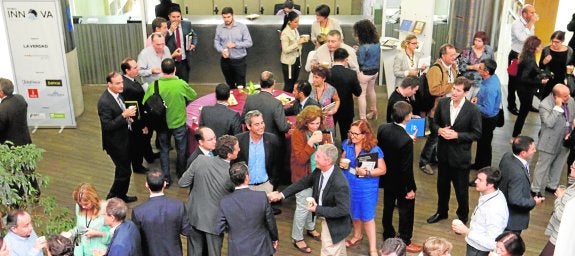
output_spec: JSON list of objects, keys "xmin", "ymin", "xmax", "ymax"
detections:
[
  {"xmin": 525, "ymin": 163, "xmax": 530, "ymax": 176},
  {"xmin": 117, "ymin": 96, "xmax": 126, "ymax": 111},
  {"xmin": 318, "ymin": 174, "xmax": 324, "ymax": 206},
  {"xmin": 175, "ymin": 27, "xmax": 182, "ymax": 61},
  {"xmin": 208, "ymin": 151, "xmax": 214, "ymax": 157},
  {"xmin": 563, "ymin": 104, "xmax": 571, "ymax": 136}
]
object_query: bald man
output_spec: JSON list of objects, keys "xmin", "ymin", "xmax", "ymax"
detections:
[{"xmin": 531, "ymin": 84, "xmax": 575, "ymax": 197}]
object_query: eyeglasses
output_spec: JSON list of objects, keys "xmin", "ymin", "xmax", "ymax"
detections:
[
  {"xmin": 348, "ymin": 131, "xmax": 364, "ymax": 137},
  {"xmin": 551, "ymin": 40, "xmax": 563, "ymax": 44},
  {"xmin": 408, "ymin": 42, "xmax": 418, "ymax": 45}
]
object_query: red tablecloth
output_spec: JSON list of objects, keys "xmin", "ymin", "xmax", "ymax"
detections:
[{"xmin": 186, "ymin": 89, "xmax": 295, "ymax": 153}]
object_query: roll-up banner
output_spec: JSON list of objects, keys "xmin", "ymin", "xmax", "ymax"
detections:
[{"xmin": 1, "ymin": 0, "xmax": 76, "ymax": 128}]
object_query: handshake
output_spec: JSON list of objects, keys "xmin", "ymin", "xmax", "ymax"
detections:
[{"xmin": 266, "ymin": 191, "xmax": 283, "ymax": 202}]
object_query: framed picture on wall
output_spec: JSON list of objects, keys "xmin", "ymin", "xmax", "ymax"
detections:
[{"xmin": 412, "ymin": 21, "xmax": 426, "ymax": 34}]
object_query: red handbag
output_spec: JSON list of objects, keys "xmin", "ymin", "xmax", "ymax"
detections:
[{"xmin": 507, "ymin": 58, "xmax": 519, "ymax": 76}]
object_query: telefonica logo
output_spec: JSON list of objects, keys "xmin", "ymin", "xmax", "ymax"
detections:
[{"xmin": 5, "ymin": 8, "xmax": 54, "ymax": 19}]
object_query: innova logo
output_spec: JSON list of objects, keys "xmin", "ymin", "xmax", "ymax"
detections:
[{"xmin": 5, "ymin": 8, "xmax": 54, "ymax": 19}]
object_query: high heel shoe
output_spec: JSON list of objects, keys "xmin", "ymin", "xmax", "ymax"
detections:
[{"xmin": 366, "ymin": 111, "xmax": 378, "ymax": 120}]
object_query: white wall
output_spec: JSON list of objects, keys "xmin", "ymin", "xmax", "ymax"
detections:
[
  {"xmin": 555, "ymin": 0, "xmax": 575, "ymax": 43},
  {"xmin": 0, "ymin": 5, "xmax": 14, "ymax": 81}
]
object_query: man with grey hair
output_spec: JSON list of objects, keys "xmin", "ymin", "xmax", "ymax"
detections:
[
  {"xmin": 104, "ymin": 198, "xmax": 141, "ymax": 256},
  {"xmin": 0, "ymin": 78, "xmax": 32, "ymax": 146},
  {"xmin": 269, "ymin": 144, "xmax": 352, "ymax": 255},
  {"xmin": 311, "ymin": 30, "xmax": 359, "ymax": 72},
  {"xmin": 179, "ymin": 135, "xmax": 238, "ymax": 256},
  {"xmin": 380, "ymin": 238, "xmax": 406, "ymax": 256},
  {"xmin": 137, "ymin": 33, "xmax": 174, "ymax": 84},
  {"xmin": 242, "ymin": 71, "xmax": 291, "ymax": 185},
  {"xmin": 235, "ymin": 110, "xmax": 281, "ymax": 214}
]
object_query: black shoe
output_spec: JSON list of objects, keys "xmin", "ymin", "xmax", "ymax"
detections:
[
  {"xmin": 272, "ymin": 207, "xmax": 282, "ymax": 215},
  {"xmin": 530, "ymin": 106, "xmax": 539, "ymax": 112},
  {"xmin": 426, "ymin": 213, "xmax": 448, "ymax": 224},
  {"xmin": 133, "ymin": 166, "xmax": 149, "ymax": 174},
  {"xmin": 122, "ymin": 195, "xmax": 138, "ymax": 203},
  {"xmin": 145, "ymin": 152, "xmax": 160, "ymax": 164},
  {"xmin": 545, "ymin": 187, "xmax": 557, "ymax": 194},
  {"xmin": 507, "ymin": 107, "xmax": 519, "ymax": 115}
]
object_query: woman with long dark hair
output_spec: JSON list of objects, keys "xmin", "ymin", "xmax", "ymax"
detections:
[
  {"xmin": 511, "ymin": 36, "xmax": 549, "ymax": 140},
  {"xmin": 353, "ymin": 20, "xmax": 380, "ymax": 120},
  {"xmin": 539, "ymin": 30, "xmax": 574, "ymax": 98},
  {"xmin": 280, "ymin": 11, "xmax": 306, "ymax": 93}
]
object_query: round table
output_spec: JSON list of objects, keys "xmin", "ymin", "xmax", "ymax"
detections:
[{"xmin": 186, "ymin": 89, "xmax": 295, "ymax": 153}]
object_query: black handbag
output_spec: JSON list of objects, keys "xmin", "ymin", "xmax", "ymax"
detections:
[
  {"xmin": 496, "ymin": 108, "xmax": 504, "ymax": 127},
  {"xmin": 564, "ymin": 128, "xmax": 575, "ymax": 148}
]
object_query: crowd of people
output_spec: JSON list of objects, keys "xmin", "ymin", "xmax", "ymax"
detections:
[{"xmin": 3, "ymin": 0, "xmax": 575, "ymax": 255}]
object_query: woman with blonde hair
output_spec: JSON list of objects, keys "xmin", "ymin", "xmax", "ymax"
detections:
[
  {"xmin": 421, "ymin": 237, "xmax": 452, "ymax": 256},
  {"xmin": 340, "ymin": 119, "xmax": 386, "ymax": 256},
  {"xmin": 290, "ymin": 105, "xmax": 326, "ymax": 253},
  {"xmin": 62, "ymin": 183, "xmax": 110, "ymax": 256},
  {"xmin": 394, "ymin": 34, "xmax": 427, "ymax": 87}
]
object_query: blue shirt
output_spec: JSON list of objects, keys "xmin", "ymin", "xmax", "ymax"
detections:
[
  {"xmin": 358, "ymin": 43, "xmax": 380, "ymax": 71},
  {"xmin": 248, "ymin": 136, "xmax": 268, "ymax": 184},
  {"xmin": 476, "ymin": 74, "xmax": 501, "ymax": 118},
  {"xmin": 4, "ymin": 230, "xmax": 43, "ymax": 256},
  {"xmin": 214, "ymin": 21, "xmax": 253, "ymax": 59}
]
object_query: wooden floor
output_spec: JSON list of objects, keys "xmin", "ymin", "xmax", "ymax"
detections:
[{"xmin": 32, "ymin": 84, "xmax": 555, "ymax": 255}]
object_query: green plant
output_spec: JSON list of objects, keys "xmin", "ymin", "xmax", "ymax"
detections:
[
  {"xmin": 0, "ymin": 142, "xmax": 74, "ymax": 235},
  {"xmin": 245, "ymin": 81, "xmax": 260, "ymax": 95}
]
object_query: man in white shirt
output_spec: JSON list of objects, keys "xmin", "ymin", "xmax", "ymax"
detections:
[
  {"xmin": 452, "ymin": 167, "xmax": 509, "ymax": 255},
  {"xmin": 311, "ymin": 30, "xmax": 359, "ymax": 72},
  {"xmin": 4, "ymin": 210, "xmax": 45, "ymax": 256},
  {"xmin": 507, "ymin": 4, "xmax": 538, "ymax": 114}
]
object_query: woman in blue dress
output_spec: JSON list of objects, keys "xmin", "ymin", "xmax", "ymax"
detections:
[{"xmin": 340, "ymin": 119, "xmax": 387, "ymax": 256}]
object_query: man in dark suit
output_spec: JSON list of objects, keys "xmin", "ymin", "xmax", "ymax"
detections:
[
  {"xmin": 427, "ymin": 77, "xmax": 482, "ymax": 224},
  {"xmin": 199, "ymin": 83, "xmax": 242, "ymax": 138},
  {"xmin": 132, "ymin": 169, "xmax": 191, "ymax": 256},
  {"xmin": 178, "ymin": 135, "xmax": 238, "ymax": 256},
  {"xmin": 166, "ymin": 8, "xmax": 197, "ymax": 82},
  {"xmin": 97, "ymin": 71, "xmax": 138, "ymax": 203},
  {"xmin": 120, "ymin": 58, "xmax": 157, "ymax": 173},
  {"xmin": 242, "ymin": 71, "xmax": 291, "ymax": 137},
  {"xmin": 0, "ymin": 78, "xmax": 31, "ymax": 146},
  {"xmin": 285, "ymin": 80, "xmax": 321, "ymax": 116},
  {"xmin": 327, "ymin": 48, "xmax": 362, "ymax": 141},
  {"xmin": 378, "ymin": 101, "xmax": 422, "ymax": 253},
  {"xmin": 185, "ymin": 126, "xmax": 217, "ymax": 169},
  {"xmin": 216, "ymin": 162, "xmax": 278, "ymax": 256},
  {"xmin": 241, "ymin": 72, "xmax": 291, "ymax": 185},
  {"xmin": 104, "ymin": 198, "xmax": 141, "ymax": 256},
  {"xmin": 499, "ymin": 136, "xmax": 544, "ymax": 233},
  {"xmin": 235, "ymin": 110, "xmax": 282, "ymax": 214},
  {"xmin": 269, "ymin": 144, "xmax": 352, "ymax": 255},
  {"xmin": 386, "ymin": 75, "xmax": 419, "ymax": 123}
]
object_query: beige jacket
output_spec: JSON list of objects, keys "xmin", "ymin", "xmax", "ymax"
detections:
[{"xmin": 280, "ymin": 26, "xmax": 302, "ymax": 65}]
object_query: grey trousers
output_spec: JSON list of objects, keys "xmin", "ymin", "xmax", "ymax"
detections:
[
  {"xmin": 187, "ymin": 226, "xmax": 223, "ymax": 256},
  {"xmin": 532, "ymin": 146, "xmax": 570, "ymax": 193}
]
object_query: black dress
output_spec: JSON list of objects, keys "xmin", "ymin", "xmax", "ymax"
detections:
[{"xmin": 539, "ymin": 48, "xmax": 568, "ymax": 98}]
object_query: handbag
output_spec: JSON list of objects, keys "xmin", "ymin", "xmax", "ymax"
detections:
[
  {"xmin": 496, "ymin": 108, "xmax": 504, "ymax": 127},
  {"xmin": 507, "ymin": 58, "xmax": 519, "ymax": 76},
  {"xmin": 564, "ymin": 128, "xmax": 575, "ymax": 148}
]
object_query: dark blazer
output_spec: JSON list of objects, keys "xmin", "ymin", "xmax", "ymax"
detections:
[
  {"xmin": 121, "ymin": 76, "xmax": 147, "ymax": 130},
  {"xmin": 132, "ymin": 195, "xmax": 191, "ymax": 256},
  {"xmin": 327, "ymin": 65, "xmax": 362, "ymax": 118},
  {"xmin": 386, "ymin": 89, "xmax": 415, "ymax": 123},
  {"xmin": 216, "ymin": 188, "xmax": 278, "ymax": 256},
  {"xmin": 234, "ymin": 132, "xmax": 280, "ymax": 184},
  {"xmin": 377, "ymin": 123, "xmax": 416, "ymax": 192},
  {"xmin": 107, "ymin": 220, "xmax": 142, "ymax": 256},
  {"xmin": 434, "ymin": 98, "xmax": 482, "ymax": 169},
  {"xmin": 97, "ymin": 90, "xmax": 129, "ymax": 155},
  {"xmin": 166, "ymin": 20, "xmax": 196, "ymax": 62},
  {"xmin": 517, "ymin": 59, "xmax": 543, "ymax": 93},
  {"xmin": 242, "ymin": 91, "xmax": 290, "ymax": 137},
  {"xmin": 499, "ymin": 152, "xmax": 536, "ymax": 231},
  {"xmin": 284, "ymin": 97, "xmax": 321, "ymax": 116},
  {"xmin": 199, "ymin": 103, "xmax": 242, "ymax": 138},
  {"xmin": 154, "ymin": 2, "xmax": 180, "ymax": 20},
  {"xmin": 0, "ymin": 94, "xmax": 31, "ymax": 146},
  {"xmin": 282, "ymin": 166, "xmax": 352, "ymax": 244},
  {"xmin": 185, "ymin": 147, "xmax": 205, "ymax": 169}
]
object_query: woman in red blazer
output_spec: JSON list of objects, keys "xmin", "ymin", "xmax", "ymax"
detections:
[{"xmin": 290, "ymin": 105, "xmax": 325, "ymax": 253}]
